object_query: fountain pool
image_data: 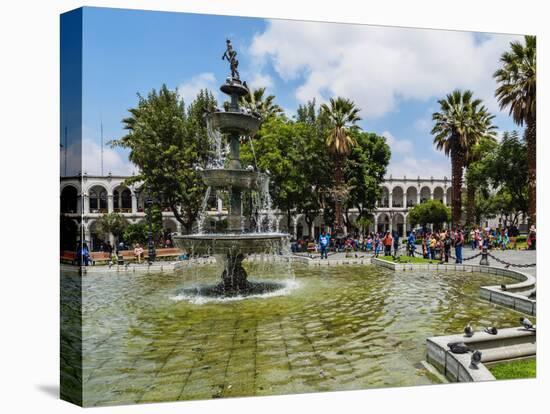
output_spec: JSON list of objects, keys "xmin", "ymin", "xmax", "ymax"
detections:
[{"xmin": 70, "ymin": 264, "xmax": 528, "ymax": 406}]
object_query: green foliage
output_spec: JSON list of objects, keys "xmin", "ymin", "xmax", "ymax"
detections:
[
  {"xmin": 466, "ymin": 131, "xmax": 527, "ymax": 225},
  {"xmin": 94, "ymin": 213, "xmax": 128, "ymax": 239},
  {"xmin": 344, "ymin": 131, "xmax": 391, "ymax": 218},
  {"xmin": 320, "ymin": 97, "xmax": 361, "ymax": 156},
  {"xmin": 355, "ymin": 216, "xmax": 373, "ymax": 234},
  {"xmin": 239, "ymin": 87, "xmax": 284, "ymax": 121},
  {"xmin": 241, "ymin": 116, "xmax": 331, "ymax": 227},
  {"xmin": 242, "ymin": 100, "xmax": 389, "ymax": 230},
  {"xmin": 111, "ymin": 85, "xmax": 217, "ymax": 233},
  {"xmin": 494, "ymin": 35, "xmax": 536, "ymax": 126},
  {"xmin": 489, "ymin": 358, "xmax": 536, "ymax": 380},
  {"xmin": 408, "ymin": 200, "xmax": 451, "ymax": 230},
  {"xmin": 432, "ymin": 89, "xmax": 497, "ymax": 225},
  {"xmin": 123, "ymin": 222, "xmax": 149, "ymax": 246},
  {"xmin": 145, "ymin": 203, "xmax": 164, "ymax": 239}
]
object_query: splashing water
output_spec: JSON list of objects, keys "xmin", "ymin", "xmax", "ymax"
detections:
[
  {"xmin": 196, "ymin": 186, "xmax": 212, "ymax": 234},
  {"xmin": 207, "ymin": 116, "xmax": 225, "ymax": 168}
]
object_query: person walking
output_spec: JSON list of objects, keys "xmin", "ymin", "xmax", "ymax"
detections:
[
  {"xmin": 374, "ymin": 233, "xmax": 381, "ymax": 257},
  {"xmin": 392, "ymin": 230, "xmax": 400, "ymax": 257},
  {"xmin": 443, "ymin": 231, "xmax": 451, "ymax": 263},
  {"xmin": 318, "ymin": 230, "xmax": 330, "ymax": 259},
  {"xmin": 454, "ymin": 229, "xmax": 464, "ymax": 264},
  {"xmin": 407, "ymin": 230, "xmax": 416, "ymax": 257},
  {"xmin": 429, "ymin": 234, "xmax": 437, "ymax": 260}
]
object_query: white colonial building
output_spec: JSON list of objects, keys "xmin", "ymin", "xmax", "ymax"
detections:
[{"xmin": 61, "ymin": 174, "xmax": 461, "ymax": 250}]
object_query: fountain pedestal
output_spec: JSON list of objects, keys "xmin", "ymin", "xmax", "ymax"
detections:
[{"xmin": 173, "ymin": 52, "xmax": 289, "ymax": 295}]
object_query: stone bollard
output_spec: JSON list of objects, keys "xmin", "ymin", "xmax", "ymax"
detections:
[{"xmin": 479, "ymin": 246, "xmax": 490, "ymax": 266}]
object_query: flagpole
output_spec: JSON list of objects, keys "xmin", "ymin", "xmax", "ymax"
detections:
[{"xmin": 100, "ymin": 119, "xmax": 104, "ymax": 176}]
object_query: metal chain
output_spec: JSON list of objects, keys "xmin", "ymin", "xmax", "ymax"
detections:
[
  {"xmin": 312, "ymin": 245, "xmax": 535, "ymax": 268},
  {"xmin": 486, "ymin": 252, "xmax": 536, "ymax": 268}
]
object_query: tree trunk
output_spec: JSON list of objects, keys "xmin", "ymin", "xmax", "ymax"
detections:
[
  {"xmin": 333, "ymin": 155, "xmax": 344, "ymax": 236},
  {"xmin": 287, "ymin": 209, "xmax": 292, "ymax": 233},
  {"xmin": 465, "ymin": 174, "xmax": 475, "ymax": 227},
  {"xmin": 451, "ymin": 140, "xmax": 464, "ymax": 228},
  {"xmin": 525, "ymin": 116, "xmax": 536, "ymax": 226}
]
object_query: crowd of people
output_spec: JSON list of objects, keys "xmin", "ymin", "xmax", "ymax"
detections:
[
  {"xmin": 75, "ymin": 235, "xmax": 176, "ymax": 266},
  {"xmin": 290, "ymin": 223, "xmax": 536, "ymax": 264}
]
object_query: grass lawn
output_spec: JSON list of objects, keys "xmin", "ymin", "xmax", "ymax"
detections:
[
  {"xmin": 489, "ymin": 358, "xmax": 536, "ymax": 380},
  {"xmin": 378, "ymin": 255, "xmax": 441, "ymax": 264}
]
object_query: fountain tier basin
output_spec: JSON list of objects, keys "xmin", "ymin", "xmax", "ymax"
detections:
[
  {"xmin": 208, "ymin": 111, "xmax": 261, "ymax": 135},
  {"xmin": 201, "ymin": 169, "xmax": 267, "ymax": 190},
  {"xmin": 174, "ymin": 232, "xmax": 289, "ymax": 255}
]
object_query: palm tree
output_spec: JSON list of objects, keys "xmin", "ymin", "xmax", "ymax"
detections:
[
  {"xmin": 239, "ymin": 87, "xmax": 284, "ymax": 120},
  {"xmin": 494, "ymin": 35, "xmax": 536, "ymax": 225},
  {"xmin": 432, "ymin": 90, "xmax": 496, "ymax": 227},
  {"xmin": 320, "ymin": 97, "xmax": 362, "ymax": 234}
]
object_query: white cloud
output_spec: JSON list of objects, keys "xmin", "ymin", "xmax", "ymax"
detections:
[
  {"xmin": 387, "ymin": 156, "xmax": 450, "ymax": 180},
  {"xmin": 251, "ymin": 20, "xmax": 521, "ymax": 118},
  {"xmin": 381, "ymin": 130, "xmax": 414, "ymax": 155},
  {"xmin": 246, "ymin": 72, "xmax": 274, "ymax": 91},
  {"xmin": 81, "ymin": 138, "xmax": 137, "ymax": 176},
  {"xmin": 177, "ymin": 72, "xmax": 218, "ymax": 103}
]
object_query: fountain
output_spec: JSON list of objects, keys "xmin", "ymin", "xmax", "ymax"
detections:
[{"xmin": 173, "ymin": 39, "xmax": 290, "ymax": 295}]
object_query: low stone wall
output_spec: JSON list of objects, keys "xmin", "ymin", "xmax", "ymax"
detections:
[
  {"xmin": 62, "ymin": 262, "xmax": 180, "ymax": 274},
  {"xmin": 426, "ymin": 327, "xmax": 536, "ymax": 382},
  {"xmin": 371, "ymin": 258, "xmax": 536, "ymax": 316}
]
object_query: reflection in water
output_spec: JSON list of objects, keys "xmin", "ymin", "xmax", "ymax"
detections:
[
  {"xmin": 60, "ymin": 269, "xmax": 83, "ymax": 405},
  {"xmin": 76, "ymin": 264, "xmax": 523, "ymax": 406}
]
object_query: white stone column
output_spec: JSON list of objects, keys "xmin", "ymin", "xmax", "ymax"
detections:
[
  {"xmin": 416, "ymin": 191, "xmax": 421, "ymax": 205},
  {"xmin": 389, "ymin": 192, "xmax": 393, "ymax": 209},
  {"xmin": 107, "ymin": 194, "xmax": 114, "ymax": 213},
  {"xmin": 403, "ymin": 215, "xmax": 407, "ymax": 237},
  {"xmin": 374, "ymin": 215, "xmax": 378, "ymax": 233},
  {"xmin": 402, "ymin": 193, "xmax": 407, "ymax": 209},
  {"xmin": 84, "ymin": 227, "xmax": 91, "ymax": 243},
  {"xmin": 443, "ymin": 191, "xmax": 447, "ymax": 206},
  {"xmin": 76, "ymin": 194, "xmax": 82, "ymax": 214},
  {"xmin": 83, "ymin": 194, "xmax": 90, "ymax": 214},
  {"xmin": 430, "ymin": 191, "xmax": 434, "ymax": 200},
  {"xmin": 131, "ymin": 193, "xmax": 137, "ymax": 214},
  {"xmin": 217, "ymin": 197, "xmax": 223, "ymax": 214},
  {"xmin": 310, "ymin": 222, "xmax": 315, "ymax": 240}
]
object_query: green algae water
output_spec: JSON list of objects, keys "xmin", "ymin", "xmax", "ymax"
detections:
[{"xmin": 72, "ymin": 264, "xmax": 525, "ymax": 406}]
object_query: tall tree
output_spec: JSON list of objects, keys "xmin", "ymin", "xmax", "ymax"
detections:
[
  {"xmin": 320, "ymin": 97, "xmax": 362, "ymax": 235},
  {"xmin": 94, "ymin": 212, "xmax": 128, "ymax": 242},
  {"xmin": 343, "ymin": 131, "xmax": 391, "ymax": 229},
  {"xmin": 464, "ymin": 136, "xmax": 498, "ymax": 226},
  {"xmin": 485, "ymin": 131, "xmax": 529, "ymax": 224},
  {"xmin": 239, "ymin": 87, "xmax": 284, "ymax": 121},
  {"xmin": 431, "ymin": 90, "xmax": 496, "ymax": 227},
  {"xmin": 494, "ymin": 35, "xmax": 536, "ymax": 225},
  {"xmin": 408, "ymin": 199, "xmax": 451, "ymax": 232},
  {"xmin": 112, "ymin": 85, "xmax": 217, "ymax": 233}
]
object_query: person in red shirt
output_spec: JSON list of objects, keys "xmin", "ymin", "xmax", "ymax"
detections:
[{"xmin": 382, "ymin": 231, "xmax": 393, "ymax": 256}]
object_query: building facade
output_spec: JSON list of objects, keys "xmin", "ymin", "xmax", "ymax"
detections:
[{"xmin": 61, "ymin": 174, "xmax": 463, "ymax": 250}]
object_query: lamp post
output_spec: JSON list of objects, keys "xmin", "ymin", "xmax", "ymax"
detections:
[{"xmin": 145, "ymin": 196, "xmax": 156, "ymax": 264}]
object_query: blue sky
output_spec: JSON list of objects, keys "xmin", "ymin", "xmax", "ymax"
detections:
[{"xmin": 67, "ymin": 6, "xmax": 523, "ymax": 178}]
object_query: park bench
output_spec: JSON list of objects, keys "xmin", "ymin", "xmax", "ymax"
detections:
[{"xmin": 60, "ymin": 250, "xmax": 77, "ymax": 265}]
